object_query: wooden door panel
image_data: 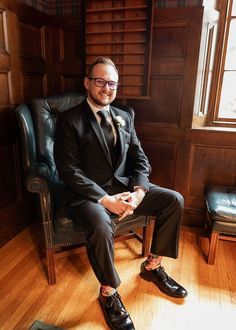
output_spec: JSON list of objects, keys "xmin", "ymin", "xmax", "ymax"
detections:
[{"xmin": 141, "ymin": 140, "xmax": 178, "ymax": 188}]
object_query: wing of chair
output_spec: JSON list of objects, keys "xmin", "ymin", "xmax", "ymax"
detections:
[{"xmin": 15, "ymin": 92, "xmax": 153, "ymax": 285}]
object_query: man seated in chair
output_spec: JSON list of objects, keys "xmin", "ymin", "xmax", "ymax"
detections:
[{"xmin": 54, "ymin": 56, "xmax": 187, "ymax": 330}]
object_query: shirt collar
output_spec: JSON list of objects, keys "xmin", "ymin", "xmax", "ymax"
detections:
[{"xmin": 86, "ymin": 98, "xmax": 110, "ymax": 115}]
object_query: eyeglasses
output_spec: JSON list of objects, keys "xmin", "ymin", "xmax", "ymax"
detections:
[{"xmin": 88, "ymin": 77, "xmax": 119, "ymax": 90}]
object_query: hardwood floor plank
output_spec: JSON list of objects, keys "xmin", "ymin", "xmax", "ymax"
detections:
[{"xmin": 0, "ymin": 225, "xmax": 235, "ymax": 330}]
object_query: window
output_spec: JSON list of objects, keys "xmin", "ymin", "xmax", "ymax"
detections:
[{"xmin": 207, "ymin": 0, "xmax": 236, "ymax": 126}]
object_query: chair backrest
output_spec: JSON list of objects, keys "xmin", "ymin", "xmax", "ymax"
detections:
[{"xmin": 16, "ymin": 92, "xmax": 86, "ymax": 183}]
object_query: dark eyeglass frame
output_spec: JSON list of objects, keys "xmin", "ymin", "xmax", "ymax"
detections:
[{"xmin": 88, "ymin": 77, "xmax": 119, "ymax": 90}]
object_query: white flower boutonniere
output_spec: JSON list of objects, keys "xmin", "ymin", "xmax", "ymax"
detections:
[{"xmin": 115, "ymin": 116, "xmax": 125, "ymax": 128}]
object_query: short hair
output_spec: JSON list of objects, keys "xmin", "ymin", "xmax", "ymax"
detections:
[{"xmin": 87, "ymin": 57, "xmax": 119, "ymax": 78}]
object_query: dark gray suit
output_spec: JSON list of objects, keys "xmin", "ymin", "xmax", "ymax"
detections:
[{"xmin": 54, "ymin": 99, "xmax": 183, "ymax": 288}]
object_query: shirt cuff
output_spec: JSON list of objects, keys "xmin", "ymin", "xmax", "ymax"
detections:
[
  {"xmin": 133, "ymin": 186, "xmax": 147, "ymax": 193},
  {"xmin": 98, "ymin": 194, "xmax": 108, "ymax": 204}
]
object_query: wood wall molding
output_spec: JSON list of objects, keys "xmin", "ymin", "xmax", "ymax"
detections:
[{"xmin": 152, "ymin": 22, "xmax": 188, "ymax": 63}]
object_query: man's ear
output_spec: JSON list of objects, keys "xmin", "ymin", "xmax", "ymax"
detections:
[{"xmin": 84, "ymin": 77, "xmax": 89, "ymax": 90}]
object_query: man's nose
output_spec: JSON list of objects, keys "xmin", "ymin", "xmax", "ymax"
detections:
[{"xmin": 103, "ymin": 82, "xmax": 110, "ymax": 89}]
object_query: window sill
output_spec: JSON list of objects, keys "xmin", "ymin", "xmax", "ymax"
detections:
[
  {"xmin": 192, "ymin": 116, "xmax": 236, "ymax": 132},
  {"xmin": 190, "ymin": 126, "xmax": 236, "ymax": 133}
]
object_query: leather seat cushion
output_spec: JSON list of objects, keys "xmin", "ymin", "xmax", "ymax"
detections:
[
  {"xmin": 205, "ymin": 185, "xmax": 236, "ymax": 235},
  {"xmin": 205, "ymin": 186, "xmax": 236, "ymax": 222},
  {"xmin": 55, "ymin": 213, "xmax": 150, "ymax": 235},
  {"xmin": 53, "ymin": 214, "xmax": 151, "ymax": 247}
]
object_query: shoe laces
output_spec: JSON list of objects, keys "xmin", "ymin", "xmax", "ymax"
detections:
[
  {"xmin": 107, "ymin": 292, "xmax": 124, "ymax": 311},
  {"xmin": 158, "ymin": 266, "xmax": 175, "ymax": 284}
]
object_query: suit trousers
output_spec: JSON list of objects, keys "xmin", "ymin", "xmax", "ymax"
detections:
[{"xmin": 70, "ymin": 184, "xmax": 184, "ymax": 289}]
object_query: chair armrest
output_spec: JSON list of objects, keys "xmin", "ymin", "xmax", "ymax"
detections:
[
  {"xmin": 25, "ymin": 163, "xmax": 53, "ymax": 222},
  {"xmin": 25, "ymin": 163, "xmax": 55, "ymax": 248},
  {"xmin": 25, "ymin": 163, "xmax": 51, "ymax": 194}
]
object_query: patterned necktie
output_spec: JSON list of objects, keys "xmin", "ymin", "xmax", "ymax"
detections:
[{"xmin": 97, "ymin": 110, "xmax": 114, "ymax": 153}]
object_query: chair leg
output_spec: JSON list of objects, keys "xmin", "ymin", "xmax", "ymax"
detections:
[
  {"xmin": 204, "ymin": 211, "xmax": 211, "ymax": 235},
  {"xmin": 46, "ymin": 247, "xmax": 56, "ymax": 285},
  {"xmin": 142, "ymin": 225, "xmax": 151, "ymax": 257},
  {"xmin": 208, "ymin": 231, "xmax": 219, "ymax": 265}
]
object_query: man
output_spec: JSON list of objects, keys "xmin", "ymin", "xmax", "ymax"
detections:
[{"xmin": 54, "ymin": 57, "xmax": 187, "ymax": 330}]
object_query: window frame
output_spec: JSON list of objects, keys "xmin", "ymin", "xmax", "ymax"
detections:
[{"xmin": 207, "ymin": 0, "xmax": 236, "ymax": 127}]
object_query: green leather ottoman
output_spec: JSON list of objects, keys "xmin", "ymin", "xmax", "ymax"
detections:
[{"xmin": 204, "ymin": 185, "xmax": 236, "ymax": 264}]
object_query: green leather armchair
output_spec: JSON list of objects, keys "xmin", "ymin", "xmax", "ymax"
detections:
[{"xmin": 16, "ymin": 92, "xmax": 153, "ymax": 284}]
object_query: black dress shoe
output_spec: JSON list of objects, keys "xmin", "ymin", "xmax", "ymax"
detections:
[
  {"xmin": 98, "ymin": 291, "xmax": 135, "ymax": 330},
  {"xmin": 140, "ymin": 262, "xmax": 188, "ymax": 298}
]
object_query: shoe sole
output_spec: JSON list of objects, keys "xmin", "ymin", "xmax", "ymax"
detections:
[{"xmin": 140, "ymin": 271, "xmax": 188, "ymax": 299}]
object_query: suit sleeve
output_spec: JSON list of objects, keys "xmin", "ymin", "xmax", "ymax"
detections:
[{"xmin": 54, "ymin": 111, "xmax": 107, "ymax": 201}]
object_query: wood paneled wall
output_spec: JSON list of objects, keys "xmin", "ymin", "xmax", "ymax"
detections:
[
  {"xmin": 129, "ymin": 7, "xmax": 236, "ymax": 226},
  {"xmin": 129, "ymin": 7, "xmax": 204, "ymax": 190},
  {"xmin": 0, "ymin": 0, "xmax": 84, "ymax": 246},
  {"xmin": 183, "ymin": 129, "xmax": 236, "ymax": 225}
]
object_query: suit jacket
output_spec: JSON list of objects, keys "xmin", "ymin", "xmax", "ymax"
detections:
[{"xmin": 54, "ymin": 99, "xmax": 151, "ymax": 208}]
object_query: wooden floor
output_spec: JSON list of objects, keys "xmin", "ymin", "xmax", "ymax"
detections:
[{"xmin": 0, "ymin": 225, "xmax": 235, "ymax": 330}]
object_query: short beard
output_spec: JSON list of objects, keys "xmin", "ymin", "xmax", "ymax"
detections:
[{"xmin": 89, "ymin": 92, "xmax": 116, "ymax": 107}]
